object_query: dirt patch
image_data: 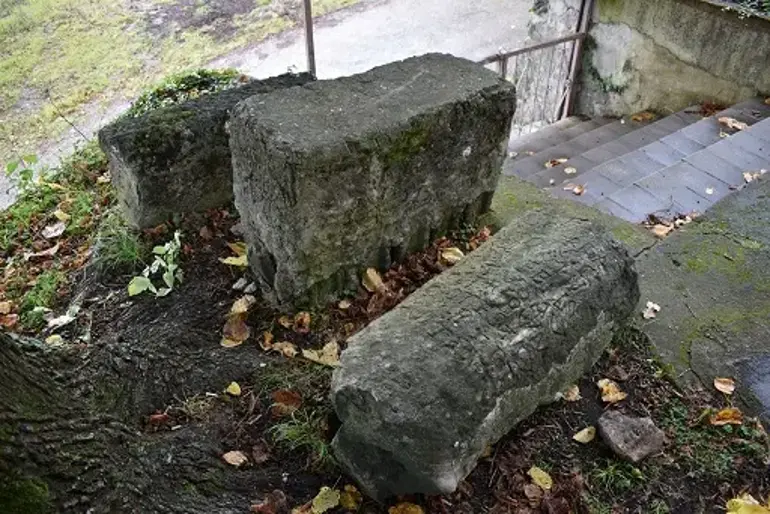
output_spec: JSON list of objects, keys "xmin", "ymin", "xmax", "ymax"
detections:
[{"xmin": 140, "ymin": 0, "xmax": 268, "ymax": 40}]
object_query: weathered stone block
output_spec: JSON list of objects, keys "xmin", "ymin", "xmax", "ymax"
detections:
[
  {"xmin": 330, "ymin": 212, "xmax": 639, "ymax": 501},
  {"xmin": 230, "ymin": 53, "xmax": 516, "ymax": 307},
  {"xmin": 98, "ymin": 73, "xmax": 313, "ymax": 228}
]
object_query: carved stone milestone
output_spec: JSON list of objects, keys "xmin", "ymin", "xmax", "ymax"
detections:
[
  {"xmin": 229, "ymin": 53, "xmax": 516, "ymax": 307},
  {"xmin": 330, "ymin": 211, "xmax": 639, "ymax": 501},
  {"xmin": 98, "ymin": 73, "xmax": 313, "ymax": 228}
]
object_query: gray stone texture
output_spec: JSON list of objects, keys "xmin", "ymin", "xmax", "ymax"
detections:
[
  {"xmin": 98, "ymin": 73, "xmax": 314, "ymax": 228},
  {"xmin": 230, "ymin": 54, "xmax": 516, "ymax": 307},
  {"xmin": 330, "ymin": 211, "xmax": 639, "ymax": 501},
  {"xmin": 598, "ymin": 410, "xmax": 666, "ymax": 463}
]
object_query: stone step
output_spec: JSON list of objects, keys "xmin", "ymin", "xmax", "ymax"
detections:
[
  {"xmin": 593, "ymin": 114, "xmax": 770, "ymax": 223},
  {"xmin": 531, "ymin": 108, "xmax": 703, "ymax": 188},
  {"xmin": 548, "ymin": 100, "xmax": 770, "ymax": 213},
  {"xmin": 503, "ymin": 117, "xmax": 647, "ymax": 178},
  {"xmin": 507, "ymin": 116, "xmax": 611, "ymax": 156}
]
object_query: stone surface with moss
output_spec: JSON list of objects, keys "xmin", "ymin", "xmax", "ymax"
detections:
[
  {"xmin": 230, "ymin": 53, "xmax": 516, "ymax": 307},
  {"xmin": 98, "ymin": 72, "xmax": 314, "ymax": 228},
  {"xmin": 636, "ymin": 177, "xmax": 770, "ymax": 420}
]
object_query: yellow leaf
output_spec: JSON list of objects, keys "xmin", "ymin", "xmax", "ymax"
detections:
[
  {"xmin": 440, "ymin": 247, "xmax": 465, "ymax": 265},
  {"xmin": 362, "ymin": 267, "xmax": 385, "ymax": 292},
  {"xmin": 222, "ymin": 450, "xmax": 248, "ymax": 467},
  {"xmin": 631, "ymin": 111, "xmax": 656, "ymax": 122},
  {"xmin": 221, "ymin": 338, "xmax": 244, "ymax": 348},
  {"xmin": 272, "ymin": 341, "xmax": 299, "ymax": 358},
  {"xmin": 560, "ymin": 384, "xmax": 581, "ymax": 402},
  {"xmin": 53, "ymin": 209, "xmax": 70, "ymax": 221},
  {"xmin": 230, "ymin": 295, "xmax": 257, "ymax": 315},
  {"xmin": 528, "ymin": 466, "xmax": 553, "ymax": 490},
  {"xmin": 0, "ymin": 301, "xmax": 11, "ymax": 315},
  {"xmin": 573, "ymin": 426, "xmax": 596, "ymax": 444},
  {"xmin": 228, "ymin": 241, "xmax": 248, "ymax": 256},
  {"xmin": 278, "ymin": 315, "xmax": 293, "ymax": 328},
  {"xmin": 225, "ymin": 381, "xmax": 242, "ymax": 396},
  {"xmin": 45, "ymin": 334, "xmax": 64, "ymax": 346},
  {"xmin": 727, "ymin": 493, "xmax": 770, "ymax": 514},
  {"xmin": 219, "ymin": 255, "xmax": 248, "ymax": 267},
  {"xmin": 651, "ymin": 224, "xmax": 674, "ymax": 238},
  {"xmin": 714, "ymin": 377, "xmax": 736, "ymax": 395},
  {"xmin": 719, "ymin": 117, "xmax": 749, "ymax": 131},
  {"xmin": 597, "ymin": 378, "xmax": 627, "ymax": 403},
  {"xmin": 338, "ymin": 299, "xmax": 352, "ymax": 310},
  {"xmin": 545, "ymin": 158, "xmax": 568, "ymax": 168},
  {"xmin": 302, "ymin": 341, "xmax": 341, "ymax": 367},
  {"xmin": 311, "ymin": 486, "xmax": 340, "ymax": 514},
  {"xmin": 339, "ymin": 484, "xmax": 363, "ymax": 511},
  {"xmin": 388, "ymin": 503, "xmax": 425, "ymax": 514},
  {"xmin": 710, "ymin": 407, "xmax": 743, "ymax": 426},
  {"xmin": 261, "ymin": 331, "xmax": 275, "ymax": 351}
]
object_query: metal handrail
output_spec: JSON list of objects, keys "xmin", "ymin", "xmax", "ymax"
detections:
[{"xmin": 477, "ymin": 32, "xmax": 586, "ymax": 66}]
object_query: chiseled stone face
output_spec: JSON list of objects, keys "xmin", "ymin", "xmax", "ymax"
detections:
[
  {"xmin": 98, "ymin": 73, "xmax": 313, "ymax": 228},
  {"xmin": 330, "ymin": 212, "xmax": 639, "ymax": 501},
  {"xmin": 230, "ymin": 53, "xmax": 517, "ymax": 307}
]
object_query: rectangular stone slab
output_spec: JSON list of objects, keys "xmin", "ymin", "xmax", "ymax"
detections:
[
  {"xmin": 230, "ymin": 53, "xmax": 516, "ymax": 307},
  {"xmin": 98, "ymin": 72, "xmax": 313, "ymax": 228},
  {"xmin": 331, "ymin": 211, "xmax": 639, "ymax": 501}
]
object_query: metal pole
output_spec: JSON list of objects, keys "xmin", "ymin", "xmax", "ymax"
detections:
[{"xmin": 303, "ymin": 0, "xmax": 317, "ymax": 77}]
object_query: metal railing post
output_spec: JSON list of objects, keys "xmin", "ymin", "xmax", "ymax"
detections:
[
  {"xmin": 561, "ymin": 0, "xmax": 595, "ymax": 118},
  {"xmin": 303, "ymin": 0, "xmax": 317, "ymax": 77}
]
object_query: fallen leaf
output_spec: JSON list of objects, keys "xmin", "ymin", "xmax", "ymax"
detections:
[
  {"xmin": 221, "ymin": 338, "xmax": 243, "ymax": 348},
  {"xmin": 230, "ymin": 295, "xmax": 257, "ymax": 315},
  {"xmin": 223, "ymin": 316, "xmax": 251, "ymax": 344},
  {"xmin": 388, "ymin": 503, "xmax": 425, "ymax": 514},
  {"xmin": 726, "ymin": 493, "xmax": 770, "ymax": 514},
  {"xmin": 528, "ymin": 466, "xmax": 553, "ymax": 490},
  {"xmin": 523, "ymin": 483, "xmax": 543, "ymax": 505},
  {"xmin": 573, "ymin": 426, "xmax": 597, "ymax": 444},
  {"xmin": 222, "ymin": 450, "xmax": 249, "ymax": 467},
  {"xmin": 705, "ymin": 187, "xmax": 715, "ymax": 195},
  {"xmin": 362, "ymin": 267, "xmax": 385, "ymax": 292},
  {"xmin": 226, "ymin": 381, "xmax": 242, "ymax": 396},
  {"xmin": 744, "ymin": 171, "xmax": 756, "ymax": 183},
  {"xmin": 597, "ymin": 378, "xmax": 627, "ymax": 403},
  {"xmin": 564, "ymin": 166, "xmax": 577, "ymax": 175},
  {"xmin": 631, "ymin": 111, "xmax": 656, "ymax": 122},
  {"xmin": 45, "ymin": 334, "xmax": 65, "ymax": 346},
  {"xmin": 261, "ymin": 331, "xmax": 275, "ymax": 351},
  {"xmin": 199, "ymin": 226, "xmax": 214, "ymax": 240},
  {"xmin": 271, "ymin": 389, "xmax": 302, "ymax": 417},
  {"xmin": 272, "ymin": 341, "xmax": 299, "ymax": 358},
  {"xmin": 339, "ymin": 484, "xmax": 363, "ymax": 511},
  {"xmin": 440, "ymin": 247, "xmax": 465, "ymax": 265},
  {"xmin": 651, "ymin": 224, "xmax": 674, "ymax": 238},
  {"xmin": 766, "ymin": 98, "xmax": 770, "ymax": 106},
  {"xmin": 710, "ymin": 407, "xmax": 743, "ymax": 426},
  {"xmin": 642, "ymin": 301, "xmax": 661, "ymax": 319},
  {"xmin": 251, "ymin": 441, "xmax": 271, "ymax": 464},
  {"xmin": 228, "ymin": 241, "xmax": 248, "ymax": 256},
  {"xmin": 719, "ymin": 117, "xmax": 749, "ymax": 131},
  {"xmin": 311, "ymin": 486, "xmax": 340, "ymax": 513},
  {"xmin": 53, "ymin": 209, "xmax": 70, "ymax": 222},
  {"xmin": 252, "ymin": 490, "xmax": 288, "ymax": 514},
  {"xmin": 294, "ymin": 311, "xmax": 311, "ymax": 333},
  {"xmin": 545, "ymin": 158, "xmax": 569, "ymax": 168},
  {"xmin": 0, "ymin": 314, "xmax": 19, "ymax": 328},
  {"xmin": 714, "ymin": 377, "xmax": 736, "ymax": 395},
  {"xmin": 0, "ymin": 301, "xmax": 11, "ymax": 314},
  {"xmin": 560, "ymin": 384, "xmax": 581, "ymax": 402},
  {"xmin": 24, "ymin": 243, "xmax": 60, "ymax": 261},
  {"xmin": 42, "ymin": 221, "xmax": 66, "ymax": 239},
  {"xmin": 148, "ymin": 412, "xmax": 170, "ymax": 425},
  {"xmin": 219, "ymin": 255, "xmax": 248, "ymax": 267},
  {"xmin": 96, "ymin": 172, "xmax": 111, "ymax": 184},
  {"xmin": 562, "ymin": 183, "xmax": 585, "ymax": 195},
  {"xmin": 302, "ymin": 341, "xmax": 341, "ymax": 367},
  {"xmin": 278, "ymin": 315, "xmax": 293, "ymax": 329}
]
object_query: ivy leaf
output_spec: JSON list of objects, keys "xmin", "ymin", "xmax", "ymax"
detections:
[
  {"xmin": 128, "ymin": 276, "xmax": 153, "ymax": 296},
  {"xmin": 162, "ymin": 270, "xmax": 174, "ymax": 288},
  {"xmin": 6, "ymin": 161, "xmax": 19, "ymax": 175}
]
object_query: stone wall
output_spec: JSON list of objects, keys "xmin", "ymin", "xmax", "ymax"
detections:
[{"xmin": 577, "ymin": 0, "xmax": 770, "ymax": 117}]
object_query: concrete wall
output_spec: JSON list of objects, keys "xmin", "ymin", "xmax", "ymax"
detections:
[{"xmin": 576, "ymin": 0, "xmax": 770, "ymax": 116}]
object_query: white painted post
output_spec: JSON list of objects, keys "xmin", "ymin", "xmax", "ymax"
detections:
[{"xmin": 303, "ymin": 0, "xmax": 317, "ymax": 77}]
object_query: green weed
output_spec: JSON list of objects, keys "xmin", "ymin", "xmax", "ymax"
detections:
[
  {"xmin": 270, "ymin": 409, "xmax": 335, "ymax": 470},
  {"xmin": 589, "ymin": 460, "xmax": 646, "ymax": 494},
  {"xmin": 91, "ymin": 209, "xmax": 146, "ymax": 274}
]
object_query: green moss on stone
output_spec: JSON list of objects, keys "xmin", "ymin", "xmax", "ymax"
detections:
[{"xmin": 0, "ymin": 474, "xmax": 52, "ymax": 514}]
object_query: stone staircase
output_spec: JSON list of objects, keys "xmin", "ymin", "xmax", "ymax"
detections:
[{"xmin": 504, "ymin": 99, "xmax": 770, "ymax": 222}]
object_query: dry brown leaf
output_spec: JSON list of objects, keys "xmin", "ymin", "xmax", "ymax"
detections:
[
  {"xmin": 631, "ymin": 111, "xmax": 656, "ymax": 122},
  {"xmin": 230, "ymin": 295, "xmax": 257, "ymax": 315},
  {"xmin": 338, "ymin": 299, "xmax": 351, "ymax": 310},
  {"xmin": 0, "ymin": 301, "xmax": 11, "ymax": 315},
  {"xmin": 651, "ymin": 224, "xmax": 674, "ymax": 238},
  {"xmin": 714, "ymin": 377, "xmax": 736, "ymax": 395},
  {"xmin": 710, "ymin": 407, "xmax": 743, "ymax": 426},
  {"xmin": 719, "ymin": 117, "xmax": 749, "ymax": 131},
  {"xmin": 251, "ymin": 441, "xmax": 272, "ymax": 465},
  {"xmin": 294, "ymin": 311, "xmax": 311, "ymax": 334},
  {"xmin": 766, "ymin": 98, "xmax": 770, "ymax": 106},
  {"xmin": 223, "ymin": 316, "xmax": 251, "ymax": 344},
  {"xmin": 523, "ymin": 483, "xmax": 543, "ymax": 503},
  {"xmin": 302, "ymin": 341, "xmax": 341, "ymax": 367},
  {"xmin": 278, "ymin": 315, "xmax": 293, "ymax": 329},
  {"xmin": 272, "ymin": 341, "xmax": 299, "ymax": 358},
  {"xmin": 271, "ymin": 389, "xmax": 302, "ymax": 417},
  {"xmin": 528, "ymin": 466, "xmax": 553, "ymax": 490},
  {"xmin": 222, "ymin": 450, "xmax": 249, "ymax": 467},
  {"xmin": 0, "ymin": 314, "xmax": 19, "ymax": 328},
  {"xmin": 24, "ymin": 243, "xmax": 60, "ymax": 261},
  {"xmin": 562, "ymin": 183, "xmax": 585, "ymax": 195},
  {"xmin": 388, "ymin": 503, "xmax": 425, "ymax": 514},
  {"xmin": 561, "ymin": 384, "xmax": 581, "ymax": 402},
  {"xmin": 573, "ymin": 426, "xmax": 597, "ymax": 444},
  {"xmin": 362, "ymin": 268, "xmax": 385, "ymax": 292},
  {"xmin": 545, "ymin": 158, "xmax": 569, "ymax": 168},
  {"xmin": 642, "ymin": 301, "xmax": 661, "ymax": 319},
  {"xmin": 261, "ymin": 331, "xmax": 275, "ymax": 351},
  {"xmin": 339, "ymin": 484, "xmax": 363, "ymax": 511},
  {"xmin": 597, "ymin": 378, "xmax": 627, "ymax": 403},
  {"xmin": 199, "ymin": 225, "xmax": 214, "ymax": 240},
  {"xmin": 440, "ymin": 247, "xmax": 465, "ymax": 265},
  {"xmin": 42, "ymin": 221, "xmax": 66, "ymax": 239}
]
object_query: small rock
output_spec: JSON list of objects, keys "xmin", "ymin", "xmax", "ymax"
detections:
[
  {"xmin": 244, "ymin": 282, "xmax": 257, "ymax": 294},
  {"xmin": 598, "ymin": 410, "xmax": 665, "ymax": 463},
  {"xmin": 232, "ymin": 277, "xmax": 248, "ymax": 291},
  {"xmin": 230, "ymin": 222, "xmax": 244, "ymax": 236}
]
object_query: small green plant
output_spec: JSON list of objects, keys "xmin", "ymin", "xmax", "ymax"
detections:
[
  {"xmin": 4, "ymin": 154, "xmax": 39, "ymax": 192},
  {"xmin": 127, "ymin": 230, "xmax": 183, "ymax": 297},
  {"xmin": 124, "ymin": 68, "xmax": 243, "ymax": 117},
  {"xmin": 590, "ymin": 460, "xmax": 646, "ymax": 494},
  {"xmin": 270, "ymin": 409, "xmax": 335, "ymax": 470},
  {"xmin": 92, "ymin": 210, "xmax": 145, "ymax": 274}
]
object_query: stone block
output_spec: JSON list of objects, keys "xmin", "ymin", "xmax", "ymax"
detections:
[
  {"xmin": 330, "ymin": 211, "xmax": 639, "ymax": 501},
  {"xmin": 230, "ymin": 54, "xmax": 516, "ymax": 307},
  {"xmin": 98, "ymin": 73, "xmax": 313, "ymax": 228}
]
